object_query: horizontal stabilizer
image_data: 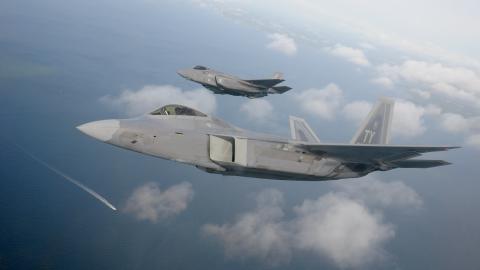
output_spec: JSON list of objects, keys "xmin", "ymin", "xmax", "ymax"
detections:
[
  {"xmin": 245, "ymin": 79, "xmax": 284, "ymax": 88},
  {"xmin": 269, "ymin": 86, "xmax": 292, "ymax": 94},
  {"xmin": 389, "ymin": 159, "xmax": 451, "ymax": 168}
]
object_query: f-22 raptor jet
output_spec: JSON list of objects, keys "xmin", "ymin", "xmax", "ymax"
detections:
[
  {"xmin": 77, "ymin": 98, "xmax": 458, "ymax": 181},
  {"xmin": 177, "ymin": 65, "xmax": 291, "ymax": 98}
]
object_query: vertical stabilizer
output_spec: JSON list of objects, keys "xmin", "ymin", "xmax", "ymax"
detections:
[
  {"xmin": 350, "ymin": 98, "xmax": 394, "ymax": 144},
  {"xmin": 272, "ymin": 72, "xmax": 283, "ymax": 80},
  {"xmin": 290, "ymin": 116, "xmax": 320, "ymax": 143}
]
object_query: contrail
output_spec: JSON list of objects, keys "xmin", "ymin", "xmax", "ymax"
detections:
[{"xmin": 14, "ymin": 144, "xmax": 117, "ymax": 211}]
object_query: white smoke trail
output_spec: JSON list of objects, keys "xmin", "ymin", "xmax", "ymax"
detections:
[{"xmin": 15, "ymin": 144, "xmax": 117, "ymax": 211}]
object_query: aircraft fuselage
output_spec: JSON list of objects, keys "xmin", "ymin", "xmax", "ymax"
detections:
[
  {"xmin": 78, "ymin": 115, "xmax": 373, "ymax": 181},
  {"xmin": 177, "ymin": 66, "xmax": 289, "ymax": 98}
]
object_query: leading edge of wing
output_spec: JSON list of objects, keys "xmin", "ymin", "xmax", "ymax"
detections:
[{"xmin": 300, "ymin": 143, "xmax": 460, "ymax": 163}]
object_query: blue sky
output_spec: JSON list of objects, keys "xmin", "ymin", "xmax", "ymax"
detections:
[{"xmin": 0, "ymin": 0, "xmax": 479, "ymax": 269}]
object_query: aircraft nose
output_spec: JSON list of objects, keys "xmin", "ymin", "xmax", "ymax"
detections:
[
  {"xmin": 77, "ymin": 119, "xmax": 120, "ymax": 142},
  {"xmin": 177, "ymin": 69, "xmax": 190, "ymax": 79}
]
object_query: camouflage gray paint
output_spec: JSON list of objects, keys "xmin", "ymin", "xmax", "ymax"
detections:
[
  {"xmin": 77, "ymin": 100, "xmax": 458, "ymax": 181},
  {"xmin": 177, "ymin": 66, "xmax": 291, "ymax": 98}
]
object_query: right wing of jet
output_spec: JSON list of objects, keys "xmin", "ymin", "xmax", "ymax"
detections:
[{"xmin": 299, "ymin": 143, "xmax": 459, "ymax": 167}]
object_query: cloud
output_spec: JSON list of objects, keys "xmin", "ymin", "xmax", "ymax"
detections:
[
  {"xmin": 124, "ymin": 182, "xmax": 194, "ymax": 223},
  {"xmin": 466, "ymin": 134, "xmax": 480, "ymax": 149},
  {"xmin": 342, "ymin": 99, "xmax": 440, "ymax": 139},
  {"xmin": 204, "ymin": 178, "xmax": 420, "ymax": 268},
  {"xmin": 359, "ymin": 42, "xmax": 375, "ymax": 50},
  {"xmin": 376, "ymin": 61, "xmax": 480, "ymax": 109},
  {"xmin": 266, "ymin": 33, "xmax": 297, "ymax": 56},
  {"xmin": 196, "ymin": 0, "xmax": 480, "ymax": 70},
  {"xmin": 100, "ymin": 85, "xmax": 216, "ymax": 116},
  {"xmin": 408, "ymin": 88, "xmax": 432, "ymax": 99},
  {"xmin": 371, "ymin": 77, "xmax": 394, "ymax": 89},
  {"xmin": 293, "ymin": 193, "xmax": 394, "ymax": 268},
  {"xmin": 327, "ymin": 44, "xmax": 370, "ymax": 66},
  {"xmin": 440, "ymin": 113, "xmax": 470, "ymax": 134},
  {"xmin": 334, "ymin": 177, "xmax": 423, "ymax": 209},
  {"xmin": 295, "ymin": 83, "xmax": 343, "ymax": 120},
  {"xmin": 439, "ymin": 113, "xmax": 480, "ymax": 148},
  {"xmin": 203, "ymin": 189, "xmax": 291, "ymax": 266},
  {"xmin": 391, "ymin": 101, "xmax": 441, "ymax": 138},
  {"xmin": 391, "ymin": 100, "xmax": 430, "ymax": 138},
  {"xmin": 240, "ymin": 99, "xmax": 274, "ymax": 123},
  {"xmin": 342, "ymin": 101, "xmax": 372, "ymax": 124}
]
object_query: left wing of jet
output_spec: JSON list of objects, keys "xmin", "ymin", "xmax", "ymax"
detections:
[{"xmin": 300, "ymin": 143, "xmax": 459, "ymax": 167}]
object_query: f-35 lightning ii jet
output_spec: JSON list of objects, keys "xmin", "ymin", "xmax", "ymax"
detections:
[
  {"xmin": 177, "ymin": 65, "xmax": 291, "ymax": 98},
  {"xmin": 77, "ymin": 98, "xmax": 458, "ymax": 181}
]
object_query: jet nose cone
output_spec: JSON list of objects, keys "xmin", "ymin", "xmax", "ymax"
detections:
[
  {"xmin": 77, "ymin": 119, "xmax": 120, "ymax": 142},
  {"xmin": 177, "ymin": 69, "xmax": 190, "ymax": 79}
]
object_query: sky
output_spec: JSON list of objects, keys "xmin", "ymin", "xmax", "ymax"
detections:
[{"xmin": 0, "ymin": 0, "xmax": 479, "ymax": 269}]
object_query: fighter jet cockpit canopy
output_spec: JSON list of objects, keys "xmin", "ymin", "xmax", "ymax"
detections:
[
  {"xmin": 193, "ymin": 65, "xmax": 208, "ymax": 70},
  {"xmin": 150, "ymin": 104, "xmax": 207, "ymax": 117}
]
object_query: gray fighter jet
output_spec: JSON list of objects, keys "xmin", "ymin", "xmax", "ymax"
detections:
[
  {"xmin": 77, "ymin": 98, "xmax": 458, "ymax": 181},
  {"xmin": 177, "ymin": 65, "xmax": 291, "ymax": 98}
]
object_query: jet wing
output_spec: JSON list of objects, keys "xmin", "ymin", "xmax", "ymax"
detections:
[{"xmin": 300, "ymin": 143, "xmax": 459, "ymax": 164}]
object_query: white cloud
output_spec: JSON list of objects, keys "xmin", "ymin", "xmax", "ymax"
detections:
[
  {"xmin": 293, "ymin": 193, "xmax": 394, "ymax": 268},
  {"xmin": 204, "ymin": 179, "xmax": 420, "ymax": 268},
  {"xmin": 408, "ymin": 88, "xmax": 432, "ymax": 99},
  {"xmin": 124, "ymin": 182, "xmax": 194, "ymax": 223},
  {"xmin": 440, "ymin": 113, "xmax": 470, "ymax": 134},
  {"xmin": 100, "ymin": 85, "xmax": 216, "ymax": 116},
  {"xmin": 203, "ymin": 189, "xmax": 291, "ymax": 266},
  {"xmin": 342, "ymin": 101, "xmax": 372, "ymax": 124},
  {"xmin": 327, "ymin": 44, "xmax": 370, "ymax": 66},
  {"xmin": 466, "ymin": 134, "xmax": 480, "ymax": 149},
  {"xmin": 359, "ymin": 42, "xmax": 375, "ymax": 50},
  {"xmin": 374, "ymin": 61, "xmax": 480, "ymax": 140},
  {"xmin": 439, "ymin": 113, "xmax": 480, "ymax": 148},
  {"xmin": 335, "ymin": 177, "xmax": 423, "ymax": 209},
  {"xmin": 266, "ymin": 33, "xmax": 297, "ymax": 56},
  {"xmin": 371, "ymin": 77, "xmax": 394, "ymax": 89},
  {"xmin": 240, "ymin": 99, "xmax": 274, "ymax": 123},
  {"xmin": 376, "ymin": 60, "xmax": 480, "ymax": 109},
  {"xmin": 391, "ymin": 100, "xmax": 438, "ymax": 138},
  {"xmin": 342, "ymin": 99, "xmax": 438, "ymax": 139},
  {"xmin": 197, "ymin": 0, "xmax": 480, "ymax": 69},
  {"xmin": 295, "ymin": 83, "xmax": 343, "ymax": 120}
]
